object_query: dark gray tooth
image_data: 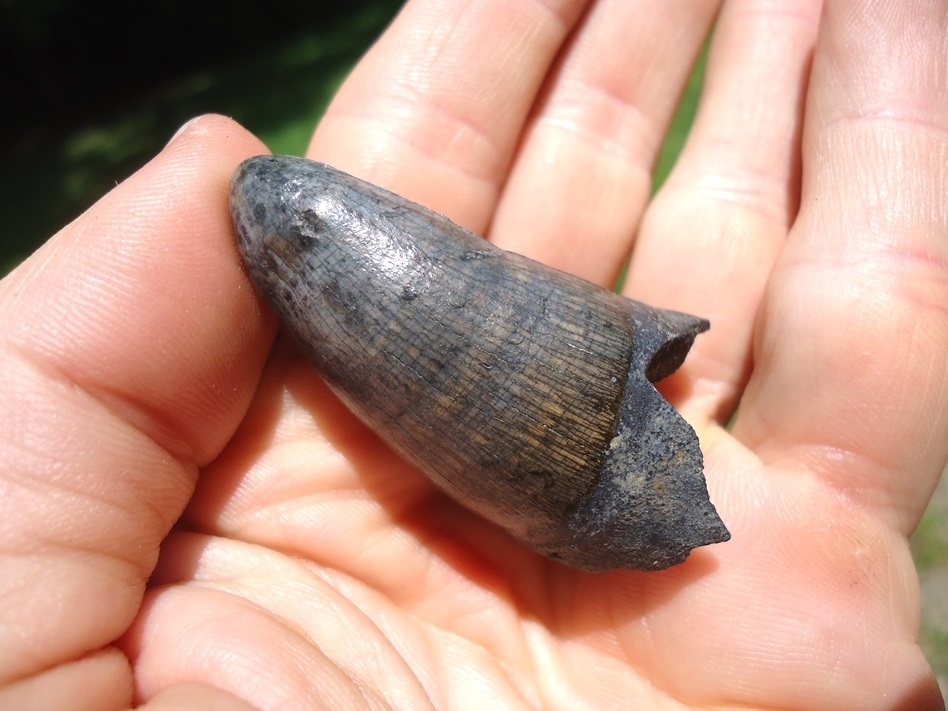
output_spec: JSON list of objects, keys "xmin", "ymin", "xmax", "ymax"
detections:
[{"xmin": 230, "ymin": 155, "xmax": 729, "ymax": 572}]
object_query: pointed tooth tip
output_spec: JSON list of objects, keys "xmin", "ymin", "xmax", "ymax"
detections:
[
  {"xmin": 231, "ymin": 154, "xmax": 277, "ymax": 186},
  {"xmin": 230, "ymin": 157, "xmax": 354, "ymax": 235},
  {"xmin": 691, "ymin": 503, "xmax": 731, "ymax": 546},
  {"xmin": 651, "ymin": 493, "xmax": 730, "ymax": 564},
  {"xmin": 661, "ymin": 307, "xmax": 710, "ymax": 337},
  {"xmin": 642, "ymin": 316, "xmax": 709, "ymax": 384},
  {"xmin": 668, "ymin": 470, "xmax": 730, "ymax": 550},
  {"xmin": 232, "ymin": 155, "xmax": 337, "ymax": 187},
  {"xmin": 644, "ymin": 506, "xmax": 729, "ymax": 571}
]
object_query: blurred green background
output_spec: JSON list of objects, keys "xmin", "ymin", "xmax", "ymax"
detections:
[
  {"xmin": 1, "ymin": 0, "xmax": 945, "ymax": 692},
  {"xmin": 0, "ymin": 0, "xmax": 405, "ymax": 274}
]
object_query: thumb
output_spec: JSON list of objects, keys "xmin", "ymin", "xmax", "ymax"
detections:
[{"xmin": 0, "ymin": 115, "xmax": 274, "ymax": 696}]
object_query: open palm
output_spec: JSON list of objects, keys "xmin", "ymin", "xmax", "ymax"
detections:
[{"xmin": 2, "ymin": 1, "xmax": 946, "ymax": 709}]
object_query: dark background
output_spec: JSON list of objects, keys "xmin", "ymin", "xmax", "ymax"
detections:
[
  {"xmin": 0, "ymin": 0, "xmax": 404, "ymax": 273},
  {"xmin": 1, "ymin": 0, "xmax": 400, "ymax": 126}
]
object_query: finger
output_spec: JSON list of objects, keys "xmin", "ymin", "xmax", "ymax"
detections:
[
  {"xmin": 0, "ymin": 115, "xmax": 274, "ymax": 684},
  {"xmin": 732, "ymin": 0, "xmax": 948, "ymax": 534},
  {"xmin": 124, "ymin": 534, "xmax": 426, "ymax": 711},
  {"xmin": 0, "ymin": 648, "xmax": 131, "ymax": 711},
  {"xmin": 626, "ymin": 0, "xmax": 822, "ymax": 420},
  {"xmin": 490, "ymin": 0, "xmax": 721, "ymax": 285},
  {"xmin": 308, "ymin": 0, "xmax": 590, "ymax": 233},
  {"xmin": 138, "ymin": 682, "xmax": 261, "ymax": 711}
]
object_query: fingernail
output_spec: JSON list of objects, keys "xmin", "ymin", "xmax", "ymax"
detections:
[{"xmin": 165, "ymin": 116, "xmax": 202, "ymax": 148}]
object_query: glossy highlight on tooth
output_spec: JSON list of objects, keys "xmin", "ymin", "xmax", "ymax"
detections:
[{"xmin": 229, "ymin": 155, "xmax": 729, "ymax": 572}]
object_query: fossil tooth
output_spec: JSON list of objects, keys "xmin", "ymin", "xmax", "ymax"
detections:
[{"xmin": 230, "ymin": 155, "xmax": 729, "ymax": 572}]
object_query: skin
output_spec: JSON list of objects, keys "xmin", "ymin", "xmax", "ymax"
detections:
[{"xmin": 0, "ymin": 0, "xmax": 945, "ymax": 708}]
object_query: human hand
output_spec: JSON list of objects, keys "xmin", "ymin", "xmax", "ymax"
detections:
[{"xmin": 2, "ymin": 1, "xmax": 946, "ymax": 709}]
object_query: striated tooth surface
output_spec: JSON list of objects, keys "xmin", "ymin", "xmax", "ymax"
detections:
[{"xmin": 230, "ymin": 155, "xmax": 729, "ymax": 572}]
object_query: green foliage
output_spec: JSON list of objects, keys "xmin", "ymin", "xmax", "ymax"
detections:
[{"xmin": 0, "ymin": 0, "xmax": 402, "ymax": 275}]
